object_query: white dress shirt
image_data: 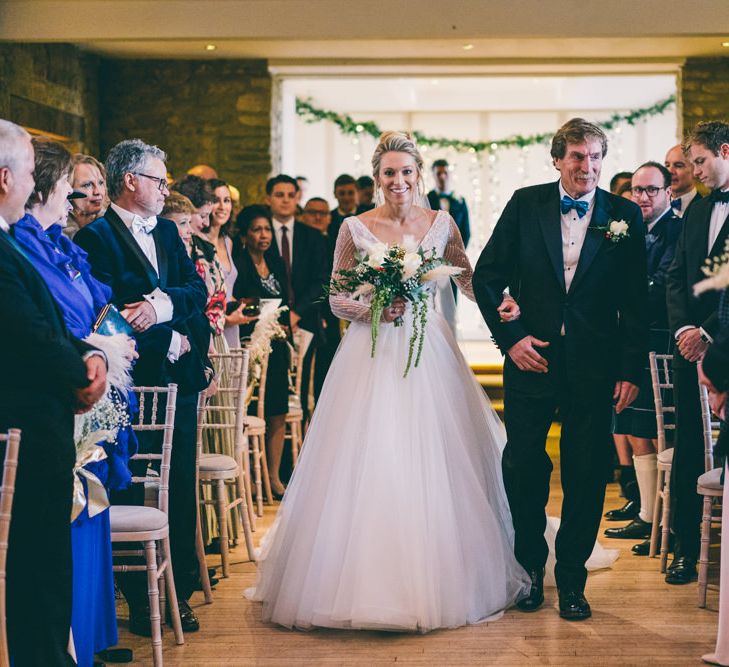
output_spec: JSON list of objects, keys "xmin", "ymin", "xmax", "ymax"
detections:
[
  {"xmin": 0, "ymin": 215, "xmax": 8, "ymax": 233},
  {"xmin": 672, "ymin": 189, "xmax": 699, "ymax": 219},
  {"xmin": 110, "ymin": 202, "xmax": 180, "ymax": 361},
  {"xmin": 559, "ymin": 182, "xmax": 596, "ymax": 293},
  {"xmin": 708, "ymin": 190, "xmax": 729, "ymax": 253},
  {"xmin": 272, "ymin": 217, "xmax": 295, "ymax": 265}
]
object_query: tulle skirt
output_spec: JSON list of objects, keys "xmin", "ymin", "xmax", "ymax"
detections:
[{"xmin": 246, "ymin": 308, "xmax": 532, "ymax": 632}]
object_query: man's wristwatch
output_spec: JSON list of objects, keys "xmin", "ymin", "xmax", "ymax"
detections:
[{"xmin": 700, "ymin": 329, "xmax": 712, "ymax": 344}]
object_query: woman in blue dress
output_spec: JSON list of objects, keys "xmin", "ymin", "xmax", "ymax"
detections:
[{"xmin": 12, "ymin": 137, "xmax": 136, "ymax": 667}]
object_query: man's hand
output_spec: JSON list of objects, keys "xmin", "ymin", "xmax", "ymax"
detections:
[
  {"xmin": 202, "ymin": 376, "xmax": 219, "ymax": 398},
  {"xmin": 613, "ymin": 381, "xmax": 640, "ymax": 414},
  {"xmin": 121, "ymin": 300, "xmax": 157, "ymax": 333},
  {"xmin": 677, "ymin": 327, "xmax": 708, "ymax": 362},
  {"xmin": 75, "ymin": 355, "xmax": 107, "ymax": 414},
  {"xmin": 179, "ymin": 334, "xmax": 191, "ymax": 357},
  {"xmin": 289, "ymin": 310, "xmax": 301, "ymax": 332},
  {"xmin": 497, "ymin": 295, "xmax": 520, "ymax": 322},
  {"xmin": 507, "ymin": 336, "xmax": 550, "ymax": 373},
  {"xmin": 710, "ymin": 390, "xmax": 728, "ymax": 421},
  {"xmin": 697, "ymin": 359, "xmax": 719, "ymax": 394}
]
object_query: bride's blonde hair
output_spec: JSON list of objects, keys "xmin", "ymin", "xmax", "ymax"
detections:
[{"xmin": 371, "ymin": 131, "xmax": 425, "ymax": 200}]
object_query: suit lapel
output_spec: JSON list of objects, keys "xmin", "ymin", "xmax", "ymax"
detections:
[
  {"xmin": 152, "ymin": 224, "xmax": 168, "ymax": 290},
  {"xmin": 105, "ymin": 208, "xmax": 159, "ymax": 291},
  {"xmin": 537, "ymin": 183, "xmax": 566, "ymax": 292},
  {"xmin": 569, "ymin": 188, "xmax": 610, "ymax": 294}
]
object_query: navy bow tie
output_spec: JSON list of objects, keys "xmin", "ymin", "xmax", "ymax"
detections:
[
  {"xmin": 711, "ymin": 190, "xmax": 729, "ymax": 204},
  {"xmin": 671, "ymin": 198, "xmax": 682, "ymax": 211},
  {"xmin": 560, "ymin": 195, "xmax": 589, "ymax": 218}
]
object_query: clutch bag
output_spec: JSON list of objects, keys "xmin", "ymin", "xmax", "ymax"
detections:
[{"xmin": 92, "ymin": 303, "xmax": 135, "ymax": 337}]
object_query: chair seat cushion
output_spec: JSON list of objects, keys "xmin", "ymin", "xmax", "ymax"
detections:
[
  {"xmin": 698, "ymin": 467, "xmax": 723, "ymax": 491},
  {"xmin": 199, "ymin": 453, "xmax": 237, "ymax": 473},
  {"xmin": 110, "ymin": 505, "xmax": 168, "ymax": 533},
  {"xmin": 657, "ymin": 447, "xmax": 674, "ymax": 465},
  {"xmin": 244, "ymin": 416, "xmax": 266, "ymax": 430}
]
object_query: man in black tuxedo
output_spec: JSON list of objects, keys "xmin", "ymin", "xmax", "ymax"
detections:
[
  {"xmin": 265, "ymin": 175, "xmax": 330, "ymax": 425},
  {"xmin": 328, "ymin": 174, "xmax": 358, "ymax": 243},
  {"xmin": 0, "ymin": 119, "xmax": 107, "ymax": 665},
  {"xmin": 75, "ymin": 139, "xmax": 210, "ymax": 634},
  {"xmin": 665, "ymin": 121, "xmax": 729, "ymax": 584},
  {"xmin": 427, "ymin": 159, "xmax": 471, "ymax": 249},
  {"xmin": 665, "ymin": 144, "xmax": 702, "ymax": 218},
  {"xmin": 473, "ymin": 118, "xmax": 647, "ymax": 620}
]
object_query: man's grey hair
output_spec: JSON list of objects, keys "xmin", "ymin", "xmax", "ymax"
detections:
[
  {"xmin": 105, "ymin": 138, "xmax": 167, "ymax": 200},
  {"xmin": 0, "ymin": 119, "xmax": 31, "ymax": 172}
]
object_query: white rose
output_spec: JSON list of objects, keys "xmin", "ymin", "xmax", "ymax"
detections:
[
  {"xmin": 366, "ymin": 242, "xmax": 389, "ymax": 268},
  {"xmin": 401, "ymin": 252, "xmax": 423, "ymax": 281},
  {"xmin": 609, "ymin": 220, "xmax": 629, "ymax": 235}
]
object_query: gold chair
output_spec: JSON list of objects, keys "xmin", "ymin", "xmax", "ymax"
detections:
[
  {"xmin": 110, "ymin": 384, "xmax": 183, "ymax": 666},
  {"xmin": 286, "ymin": 329, "xmax": 314, "ymax": 467},
  {"xmin": 244, "ymin": 349, "xmax": 272, "ymax": 516},
  {"xmin": 0, "ymin": 428, "xmax": 20, "ymax": 667}
]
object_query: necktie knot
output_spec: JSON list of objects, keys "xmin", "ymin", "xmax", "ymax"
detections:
[
  {"xmin": 560, "ymin": 195, "xmax": 589, "ymax": 218},
  {"xmin": 711, "ymin": 190, "xmax": 729, "ymax": 204},
  {"xmin": 671, "ymin": 198, "xmax": 682, "ymax": 211},
  {"xmin": 132, "ymin": 215, "xmax": 156, "ymax": 234}
]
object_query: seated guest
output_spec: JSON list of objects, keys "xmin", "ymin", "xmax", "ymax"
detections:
[
  {"xmin": 232, "ymin": 204, "xmax": 291, "ymax": 498},
  {"xmin": 13, "ymin": 137, "xmax": 137, "ymax": 667},
  {"xmin": 356, "ymin": 175, "xmax": 375, "ymax": 213},
  {"xmin": 301, "ymin": 196, "xmax": 332, "ymax": 235},
  {"xmin": 64, "ymin": 154, "xmax": 107, "ymax": 239},
  {"xmin": 610, "ymin": 170, "xmax": 633, "ymax": 195},
  {"xmin": 0, "ymin": 120, "xmax": 106, "ymax": 666},
  {"xmin": 328, "ymin": 173, "xmax": 357, "ymax": 241},
  {"xmin": 172, "ymin": 174, "xmax": 215, "ymax": 233},
  {"xmin": 617, "ymin": 181, "xmax": 634, "ymax": 199}
]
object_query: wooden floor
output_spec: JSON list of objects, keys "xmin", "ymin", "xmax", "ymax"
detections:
[{"xmin": 117, "ymin": 439, "xmax": 721, "ymax": 666}]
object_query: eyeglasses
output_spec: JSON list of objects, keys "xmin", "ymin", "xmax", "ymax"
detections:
[
  {"xmin": 133, "ymin": 172, "xmax": 169, "ymax": 192},
  {"xmin": 304, "ymin": 210, "xmax": 330, "ymax": 217},
  {"xmin": 631, "ymin": 185, "xmax": 665, "ymax": 197}
]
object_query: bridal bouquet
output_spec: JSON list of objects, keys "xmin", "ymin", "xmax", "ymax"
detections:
[{"xmin": 329, "ymin": 236, "xmax": 462, "ymax": 376}]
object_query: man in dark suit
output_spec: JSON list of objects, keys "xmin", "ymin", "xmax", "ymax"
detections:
[
  {"xmin": 0, "ymin": 119, "xmax": 107, "ymax": 665},
  {"xmin": 328, "ymin": 174, "xmax": 358, "ymax": 243},
  {"xmin": 473, "ymin": 118, "xmax": 647, "ymax": 621},
  {"xmin": 427, "ymin": 159, "xmax": 470, "ymax": 249},
  {"xmin": 75, "ymin": 139, "xmax": 210, "ymax": 634},
  {"xmin": 665, "ymin": 144, "xmax": 702, "ymax": 218},
  {"xmin": 665, "ymin": 120, "xmax": 729, "ymax": 584},
  {"xmin": 265, "ymin": 175, "xmax": 331, "ymax": 423}
]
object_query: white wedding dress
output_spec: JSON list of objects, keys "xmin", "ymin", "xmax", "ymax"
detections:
[{"xmin": 245, "ymin": 210, "xmax": 534, "ymax": 632}]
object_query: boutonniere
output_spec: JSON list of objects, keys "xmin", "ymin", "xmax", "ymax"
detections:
[{"xmin": 595, "ymin": 219, "xmax": 630, "ymax": 243}]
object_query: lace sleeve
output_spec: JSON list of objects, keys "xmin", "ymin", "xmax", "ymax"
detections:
[
  {"xmin": 443, "ymin": 216, "xmax": 475, "ymax": 302},
  {"xmin": 329, "ymin": 220, "xmax": 372, "ymax": 322}
]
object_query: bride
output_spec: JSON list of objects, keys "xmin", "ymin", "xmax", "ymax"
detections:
[{"xmin": 245, "ymin": 131, "xmax": 532, "ymax": 632}]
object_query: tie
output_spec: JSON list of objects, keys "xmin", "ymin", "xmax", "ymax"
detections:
[
  {"xmin": 711, "ymin": 190, "xmax": 729, "ymax": 204},
  {"xmin": 280, "ymin": 224, "xmax": 295, "ymax": 308},
  {"xmin": 132, "ymin": 215, "xmax": 157, "ymax": 234},
  {"xmin": 560, "ymin": 195, "xmax": 589, "ymax": 218},
  {"xmin": 671, "ymin": 198, "xmax": 682, "ymax": 211}
]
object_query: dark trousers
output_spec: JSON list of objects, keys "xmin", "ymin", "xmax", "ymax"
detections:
[
  {"xmin": 114, "ymin": 391, "xmax": 199, "ymax": 608},
  {"xmin": 502, "ymin": 342, "xmax": 614, "ymax": 591},
  {"xmin": 314, "ymin": 319, "xmax": 340, "ymax": 400},
  {"xmin": 8, "ymin": 465, "xmax": 75, "ymax": 666},
  {"xmin": 670, "ymin": 363, "xmax": 705, "ymax": 560}
]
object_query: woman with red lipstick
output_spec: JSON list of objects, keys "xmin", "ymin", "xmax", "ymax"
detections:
[{"xmin": 65, "ymin": 154, "xmax": 107, "ymax": 238}]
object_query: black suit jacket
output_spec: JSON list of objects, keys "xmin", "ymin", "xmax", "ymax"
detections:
[
  {"xmin": 473, "ymin": 181, "xmax": 648, "ymax": 385},
  {"xmin": 427, "ymin": 190, "xmax": 471, "ymax": 247},
  {"xmin": 666, "ymin": 194, "xmax": 729, "ymax": 367},
  {"xmin": 646, "ymin": 208, "xmax": 682, "ymax": 329},
  {"xmin": 268, "ymin": 221, "xmax": 330, "ymax": 334},
  {"xmin": 75, "ymin": 208, "xmax": 210, "ymax": 393}
]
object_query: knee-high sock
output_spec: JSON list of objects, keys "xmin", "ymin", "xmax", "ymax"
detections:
[{"xmin": 635, "ymin": 453, "xmax": 658, "ymax": 523}]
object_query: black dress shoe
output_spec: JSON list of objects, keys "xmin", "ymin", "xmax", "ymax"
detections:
[
  {"xmin": 604, "ymin": 517, "xmax": 652, "ymax": 540},
  {"xmin": 128, "ymin": 607, "xmax": 156, "ymax": 638},
  {"xmin": 516, "ymin": 568, "xmax": 544, "ymax": 612},
  {"xmin": 604, "ymin": 500, "xmax": 640, "ymax": 521},
  {"xmin": 632, "ymin": 534, "xmax": 675, "ymax": 556},
  {"xmin": 558, "ymin": 589, "xmax": 592, "ymax": 620},
  {"xmin": 193, "ymin": 568, "xmax": 220, "ymax": 591},
  {"xmin": 665, "ymin": 556, "xmax": 697, "ymax": 585},
  {"xmin": 167, "ymin": 599, "xmax": 200, "ymax": 632}
]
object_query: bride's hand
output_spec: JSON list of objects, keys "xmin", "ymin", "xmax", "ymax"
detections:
[
  {"xmin": 382, "ymin": 297, "xmax": 406, "ymax": 323},
  {"xmin": 497, "ymin": 295, "xmax": 520, "ymax": 322}
]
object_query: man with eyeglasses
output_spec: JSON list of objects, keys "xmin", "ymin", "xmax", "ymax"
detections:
[
  {"xmin": 301, "ymin": 196, "xmax": 331, "ymax": 235},
  {"xmin": 75, "ymin": 139, "xmax": 211, "ymax": 635},
  {"xmin": 604, "ymin": 162, "xmax": 681, "ymax": 557}
]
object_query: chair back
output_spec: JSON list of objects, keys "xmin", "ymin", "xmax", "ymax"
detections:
[
  {"xmin": 649, "ymin": 352, "xmax": 675, "ymax": 455},
  {"xmin": 289, "ymin": 329, "xmax": 314, "ymax": 406},
  {"xmin": 0, "ymin": 428, "xmax": 20, "ymax": 667},
  {"xmin": 130, "ymin": 384, "xmax": 177, "ymax": 515},
  {"xmin": 246, "ymin": 349, "xmax": 270, "ymax": 421},
  {"xmin": 698, "ymin": 381, "xmax": 722, "ymax": 473}
]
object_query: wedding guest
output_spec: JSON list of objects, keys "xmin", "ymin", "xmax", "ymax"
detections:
[
  {"xmin": 604, "ymin": 162, "xmax": 681, "ymax": 556},
  {"xmin": 228, "ymin": 183, "xmax": 241, "ymax": 226},
  {"xmin": 301, "ymin": 197, "xmax": 331, "ymax": 234},
  {"xmin": 617, "ymin": 181, "xmax": 634, "ymax": 199},
  {"xmin": 75, "ymin": 138, "xmax": 211, "ymax": 634},
  {"xmin": 173, "ymin": 174, "xmax": 216, "ymax": 233},
  {"xmin": 355, "ymin": 175, "xmax": 375, "ymax": 213},
  {"xmin": 14, "ymin": 136, "xmax": 137, "ymax": 667},
  {"xmin": 427, "ymin": 159, "xmax": 471, "ymax": 248},
  {"xmin": 232, "ymin": 204, "xmax": 291, "ymax": 497},
  {"xmin": 0, "ymin": 119, "xmax": 106, "ymax": 665},
  {"xmin": 666, "ymin": 120, "xmax": 729, "ymax": 584},
  {"xmin": 64, "ymin": 154, "xmax": 107, "ymax": 239},
  {"xmin": 328, "ymin": 173, "xmax": 357, "ymax": 241},
  {"xmin": 187, "ymin": 163, "xmax": 218, "ymax": 180},
  {"xmin": 610, "ymin": 171, "xmax": 633, "ymax": 195},
  {"xmin": 665, "ymin": 143, "xmax": 702, "ymax": 217}
]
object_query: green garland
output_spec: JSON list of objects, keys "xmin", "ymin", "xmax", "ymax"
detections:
[{"xmin": 296, "ymin": 94, "xmax": 676, "ymax": 154}]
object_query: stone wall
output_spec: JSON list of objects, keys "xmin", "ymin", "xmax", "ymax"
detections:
[
  {"xmin": 680, "ymin": 57, "xmax": 729, "ymax": 134},
  {"xmin": 0, "ymin": 44, "xmax": 99, "ymax": 154},
  {"xmin": 99, "ymin": 59, "xmax": 272, "ymax": 205}
]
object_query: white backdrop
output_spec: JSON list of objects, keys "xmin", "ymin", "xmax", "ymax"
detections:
[{"xmin": 280, "ymin": 74, "xmax": 678, "ymax": 340}]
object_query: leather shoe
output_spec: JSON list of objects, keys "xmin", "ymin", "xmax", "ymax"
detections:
[
  {"xmin": 193, "ymin": 568, "xmax": 219, "ymax": 590},
  {"xmin": 604, "ymin": 500, "xmax": 640, "ymax": 521},
  {"xmin": 128, "ymin": 606, "xmax": 157, "ymax": 638},
  {"xmin": 604, "ymin": 517, "xmax": 652, "ymax": 540},
  {"xmin": 167, "ymin": 599, "xmax": 200, "ymax": 632},
  {"xmin": 632, "ymin": 534, "xmax": 675, "ymax": 556},
  {"xmin": 516, "ymin": 568, "xmax": 544, "ymax": 612},
  {"xmin": 558, "ymin": 589, "xmax": 592, "ymax": 620},
  {"xmin": 665, "ymin": 556, "xmax": 697, "ymax": 585}
]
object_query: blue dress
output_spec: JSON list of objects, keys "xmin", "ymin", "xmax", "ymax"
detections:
[{"xmin": 12, "ymin": 215, "xmax": 137, "ymax": 666}]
